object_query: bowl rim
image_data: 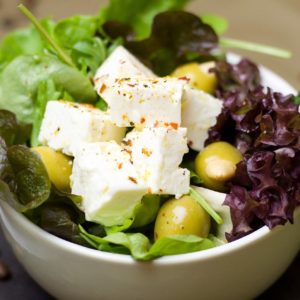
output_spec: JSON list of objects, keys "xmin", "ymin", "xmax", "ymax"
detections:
[{"xmin": 0, "ymin": 54, "xmax": 299, "ymax": 266}]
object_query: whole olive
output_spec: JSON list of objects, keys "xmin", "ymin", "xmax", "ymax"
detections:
[
  {"xmin": 195, "ymin": 141, "xmax": 243, "ymax": 192},
  {"xmin": 171, "ymin": 62, "xmax": 217, "ymax": 94},
  {"xmin": 154, "ymin": 195, "xmax": 211, "ymax": 241}
]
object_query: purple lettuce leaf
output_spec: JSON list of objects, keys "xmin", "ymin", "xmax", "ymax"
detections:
[{"xmin": 208, "ymin": 58, "xmax": 300, "ymax": 241}]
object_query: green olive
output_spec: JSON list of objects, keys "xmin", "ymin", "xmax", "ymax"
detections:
[
  {"xmin": 171, "ymin": 62, "xmax": 217, "ymax": 94},
  {"xmin": 195, "ymin": 141, "xmax": 243, "ymax": 192},
  {"xmin": 32, "ymin": 146, "xmax": 72, "ymax": 192},
  {"xmin": 154, "ymin": 195, "xmax": 211, "ymax": 241}
]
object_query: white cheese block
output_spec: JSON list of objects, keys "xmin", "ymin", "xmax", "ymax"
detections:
[
  {"xmin": 182, "ymin": 87, "xmax": 223, "ymax": 151},
  {"xmin": 38, "ymin": 101, "xmax": 126, "ymax": 156},
  {"xmin": 71, "ymin": 142, "xmax": 148, "ymax": 226},
  {"xmin": 100, "ymin": 77, "xmax": 185, "ymax": 127},
  {"xmin": 94, "ymin": 45, "xmax": 156, "ymax": 91},
  {"xmin": 123, "ymin": 127, "xmax": 190, "ymax": 198},
  {"xmin": 191, "ymin": 186, "xmax": 232, "ymax": 242}
]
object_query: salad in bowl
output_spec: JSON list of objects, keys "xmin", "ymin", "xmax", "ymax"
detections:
[{"xmin": 0, "ymin": 0, "xmax": 299, "ymax": 264}]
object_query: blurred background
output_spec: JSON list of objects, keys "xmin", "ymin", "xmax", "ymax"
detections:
[{"xmin": 0, "ymin": 0, "xmax": 299, "ymax": 89}]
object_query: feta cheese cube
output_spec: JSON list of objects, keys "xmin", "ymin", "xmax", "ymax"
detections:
[
  {"xmin": 71, "ymin": 142, "xmax": 147, "ymax": 226},
  {"xmin": 123, "ymin": 127, "xmax": 190, "ymax": 198},
  {"xmin": 94, "ymin": 46, "xmax": 156, "ymax": 90},
  {"xmin": 182, "ymin": 87, "xmax": 223, "ymax": 151},
  {"xmin": 100, "ymin": 77, "xmax": 185, "ymax": 127},
  {"xmin": 39, "ymin": 101, "xmax": 126, "ymax": 156}
]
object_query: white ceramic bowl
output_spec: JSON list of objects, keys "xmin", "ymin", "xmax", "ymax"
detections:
[{"xmin": 0, "ymin": 59, "xmax": 300, "ymax": 300}]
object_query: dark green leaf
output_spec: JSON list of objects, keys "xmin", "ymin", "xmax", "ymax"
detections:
[
  {"xmin": 0, "ymin": 138, "xmax": 10, "ymax": 180},
  {"xmin": 0, "ymin": 55, "xmax": 97, "ymax": 123},
  {"xmin": 0, "ymin": 109, "xmax": 32, "ymax": 146},
  {"xmin": 31, "ymin": 80, "xmax": 61, "ymax": 147},
  {"xmin": 99, "ymin": 0, "xmax": 191, "ymax": 39},
  {"xmin": 0, "ymin": 110, "xmax": 18, "ymax": 146},
  {"xmin": 126, "ymin": 11, "xmax": 219, "ymax": 75},
  {"xmin": 39, "ymin": 202, "xmax": 88, "ymax": 246},
  {"xmin": 7, "ymin": 145, "xmax": 51, "ymax": 209}
]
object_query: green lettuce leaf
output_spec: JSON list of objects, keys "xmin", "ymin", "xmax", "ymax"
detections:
[
  {"xmin": 80, "ymin": 226, "xmax": 215, "ymax": 261},
  {"xmin": 71, "ymin": 37, "xmax": 108, "ymax": 75},
  {"xmin": 99, "ymin": 0, "xmax": 191, "ymax": 39},
  {"xmin": 131, "ymin": 194, "xmax": 160, "ymax": 228},
  {"xmin": 0, "ymin": 19, "xmax": 55, "ymax": 67},
  {"xmin": 0, "ymin": 55, "xmax": 97, "ymax": 123},
  {"xmin": 54, "ymin": 15, "xmax": 99, "ymax": 49},
  {"xmin": 30, "ymin": 80, "xmax": 62, "ymax": 147}
]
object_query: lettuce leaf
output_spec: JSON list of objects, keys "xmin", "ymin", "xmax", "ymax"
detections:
[
  {"xmin": 0, "ymin": 55, "xmax": 97, "ymax": 124},
  {"xmin": 54, "ymin": 16, "xmax": 99, "ymax": 49},
  {"xmin": 125, "ymin": 11, "xmax": 219, "ymax": 76},
  {"xmin": 208, "ymin": 59, "xmax": 300, "ymax": 241},
  {"xmin": 0, "ymin": 19, "xmax": 55, "ymax": 67},
  {"xmin": 30, "ymin": 80, "xmax": 62, "ymax": 147},
  {"xmin": 99, "ymin": 0, "xmax": 191, "ymax": 39},
  {"xmin": 80, "ymin": 226, "xmax": 215, "ymax": 261}
]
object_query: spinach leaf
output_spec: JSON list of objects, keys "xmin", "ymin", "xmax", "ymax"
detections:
[
  {"xmin": 7, "ymin": 145, "xmax": 51, "ymax": 209},
  {"xmin": 99, "ymin": 0, "xmax": 190, "ymax": 39},
  {"xmin": 104, "ymin": 194, "xmax": 161, "ymax": 234},
  {"xmin": 30, "ymin": 80, "xmax": 61, "ymax": 147},
  {"xmin": 0, "ymin": 26, "xmax": 44, "ymax": 66},
  {"xmin": 132, "ymin": 194, "xmax": 160, "ymax": 228},
  {"xmin": 54, "ymin": 16, "xmax": 99, "ymax": 49},
  {"xmin": 0, "ymin": 55, "xmax": 97, "ymax": 123},
  {"xmin": 80, "ymin": 226, "xmax": 215, "ymax": 261},
  {"xmin": 72, "ymin": 37, "xmax": 107, "ymax": 75},
  {"xmin": 0, "ymin": 18, "xmax": 55, "ymax": 69},
  {"xmin": 147, "ymin": 235, "xmax": 215, "ymax": 258}
]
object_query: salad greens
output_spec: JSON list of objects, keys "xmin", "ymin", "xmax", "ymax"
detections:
[
  {"xmin": 0, "ymin": 0, "xmax": 298, "ymax": 260},
  {"xmin": 80, "ymin": 226, "xmax": 215, "ymax": 261},
  {"xmin": 98, "ymin": 0, "xmax": 190, "ymax": 39},
  {"xmin": 31, "ymin": 79, "xmax": 62, "ymax": 147}
]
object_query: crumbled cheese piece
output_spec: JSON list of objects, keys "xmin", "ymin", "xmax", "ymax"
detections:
[
  {"xmin": 94, "ymin": 45, "xmax": 156, "ymax": 90},
  {"xmin": 182, "ymin": 86, "xmax": 223, "ymax": 151},
  {"xmin": 71, "ymin": 142, "xmax": 147, "ymax": 226},
  {"xmin": 100, "ymin": 77, "xmax": 185, "ymax": 127},
  {"xmin": 38, "ymin": 101, "xmax": 126, "ymax": 156},
  {"xmin": 123, "ymin": 127, "xmax": 190, "ymax": 198}
]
